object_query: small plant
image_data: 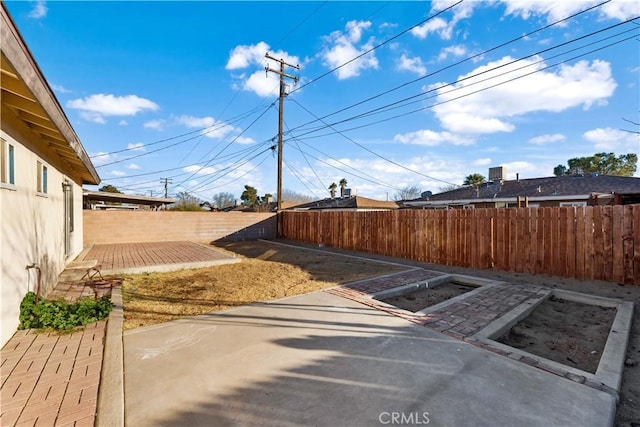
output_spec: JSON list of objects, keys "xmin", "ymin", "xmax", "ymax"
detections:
[{"xmin": 19, "ymin": 291, "xmax": 113, "ymax": 331}]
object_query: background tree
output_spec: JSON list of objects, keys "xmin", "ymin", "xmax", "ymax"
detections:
[
  {"xmin": 212, "ymin": 192, "xmax": 236, "ymax": 209},
  {"xmin": 556, "ymin": 152, "xmax": 637, "ymax": 176},
  {"xmin": 328, "ymin": 182, "xmax": 337, "ymax": 199},
  {"xmin": 339, "ymin": 178, "xmax": 348, "ymax": 197},
  {"xmin": 172, "ymin": 191, "xmax": 202, "ymax": 211},
  {"xmin": 553, "ymin": 164, "xmax": 568, "ymax": 176},
  {"xmin": 240, "ymin": 185, "xmax": 259, "ymax": 206},
  {"xmin": 281, "ymin": 189, "xmax": 314, "ymax": 203},
  {"xmin": 98, "ymin": 184, "xmax": 121, "ymax": 193},
  {"xmin": 463, "ymin": 173, "xmax": 486, "ymax": 186},
  {"xmin": 393, "ymin": 185, "xmax": 422, "ymax": 201},
  {"xmin": 437, "ymin": 184, "xmax": 459, "ymax": 193}
]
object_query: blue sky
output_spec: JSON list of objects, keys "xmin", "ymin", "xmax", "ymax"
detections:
[{"xmin": 6, "ymin": 0, "xmax": 640, "ymax": 202}]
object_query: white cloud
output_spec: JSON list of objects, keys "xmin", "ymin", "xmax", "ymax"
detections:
[
  {"xmin": 144, "ymin": 119, "xmax": 166, "ymax": 130},
  {"xmin": 499, "ymin": 161, "xmax": 538, "ymax": 179},
  {"xmin": 110, "ymin": 170, "xmax": 126, "ymax": 177},
  {"xmin": 118, "ymin": 120, "xmax": 128, "ymax": 126},
  {"xmin": 410, "ymin": 17, "xmax": 449, "ymax": 39},
  {"xmin": 226, "ymin": 41, "xmax": 271, "ymax": 70},
  {"xmin": 396, "ymin": 54, "xmax": 427, "ymax": 76},
  {"xmin": 51, "ymin": 83, "xmax": 71, "ymax": 94},
  {"xmin": 28, "ymin": 1, "xmax": 47, "ymax": 19},
  {"xmin": 501, "ymin": 0, "xmax": 640, "ymax": 23},
  {"xmin": 412, "ymin": 1, "xmax": 477, "ymax": 40},
  {"xmin": 529, "ymin": 133, "xmax": 566, "ymax": 144},
  {"xmin": 322, "ymin": 20, "xmax": 379, "ymax": 80},
  {"xmin": 126, "ymin": 163, "xmax": 141, "ymax": 170},
  {"xmin": 67, "ymin": 94, "xmax": 158, "ymax": 123},
  {"xmin": 127, "ymin": 143, "xmax": 145, "ymax": 151},
  {"xmin": 583, "ymin": 127, "xmax": 640, "ymax": 152},
  {"xmin": 183, "ymin": 165, "xmax": 217, "ymax": 175},
  {"xmin": 393, "ymin": 129, "xmax": 474, "ymax": 146},
  {"xmin": 242, "ymin": 71, "xmax": 280, "ymax": 97},
  {"xmin": 79, "ymin": 112, "xmax": 106, "ymax": 124},
  {"xmin": 176, "ymin": 115, "xmax": 240, "ymax": 140},
  {"xmin": 472, "ymin": 158, "xmax": 492, "ymax": 166},
  {"xmin": 438, "ymin": 45, "xmax": 468, "ymax": 61},
  {"xmin": 226, "ymin": 42, "xmax": 300, "ymax": 97},
  {"xmin": 89, "ymin": 152, "xmax": 115, "ymax": 166},
  {"xmin": 431, "ymin": 56, "xmax": 617, "ymax": 134},
  {"xmin": 235, "ymin": 136, "xmax": 256, "ymax": 144}
]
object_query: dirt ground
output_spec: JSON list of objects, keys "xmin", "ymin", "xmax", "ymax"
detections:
[
  {"xmin": 120, "ymin": 239, "xmax": 639, "ymax": 426},
  {"xmin": 380, "ymin": 281, "xmax": 476, "ymax": 312},
  {"xmin": 120, "ymin": 241, "xmax": 406, "ymax": 330},
  {"xmin": 497, "ymin": 296, "xmax": 616, "ymax": 373}
]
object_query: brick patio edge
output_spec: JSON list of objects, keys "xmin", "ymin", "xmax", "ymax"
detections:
[{"xmin": 96, "ymin": 285, "xmax": 124, "ymax": 427}]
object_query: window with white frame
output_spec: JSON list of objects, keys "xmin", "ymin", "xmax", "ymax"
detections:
[
  {"xmin": 37, "ymin": 160, "xmax": 48, "ymax": 194},
  {"xmin": 1, "ymin": 138, "xmax": 15, "ymax": 187}
]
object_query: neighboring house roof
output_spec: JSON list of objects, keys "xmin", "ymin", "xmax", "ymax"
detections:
[
  {"xmin": 1, "ymin": 3, "xmax": 99, "ymax": 185},
  {"xmin": 83, "ymin": 191, "xmax": 176, "ymax": 207},
  {"xmin": 287, "ymin": 196, "xmax": 399, "ymax": 210},
  {"xmin": 404, "ymin": 174, "xmax": 640, "ymax": 206}
]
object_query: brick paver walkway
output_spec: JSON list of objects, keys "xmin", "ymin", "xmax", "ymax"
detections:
[
  {"xmin": 0, "ymin": 278, "xmax": 111, "ymax": 427},
  {"xmin": 82, "ymin": 241, "xmax": 233, "ymax": 271},
  {"xmin": 1, "ymin": 322, "xmax": 105, "ymax": 427}
]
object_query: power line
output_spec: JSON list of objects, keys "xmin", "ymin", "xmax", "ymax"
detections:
[
  {"xmin": 289, "ymin": 0, "xmax": 464, "ymax": 95},
  {"xmin": 285, "ymin": 0, "xmax": 613, "ymax": 136},
  {"xmin": 287, "ymin": 17, "xmax": 638, "ymax": 141},
  {"xmin": 290, "ymin": 29, "xmax": 638, "ymax": 142}
]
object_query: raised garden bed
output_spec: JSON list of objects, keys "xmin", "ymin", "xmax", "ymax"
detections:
[
  {"xmin": 496, "ymin": 296, "xmax": 616, "ymax": 373},
  {"xmin": 380, "ymin": 280, "xmax": 476, "ymax": 312}
]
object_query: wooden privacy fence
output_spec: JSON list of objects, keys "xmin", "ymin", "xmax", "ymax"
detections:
[{"xmin": 280, "ymin": 206, "xmax": 640, "ymax": 285}]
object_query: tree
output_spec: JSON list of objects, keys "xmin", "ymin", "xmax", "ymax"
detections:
[
  {"xmin": 173, "ymin": 191, "xmax": 201, "ymax": 211},
  {"xmin": 553, "ymin": 164, "xmax": 568, "ymax": 176},
  {"xmin": 558, "ymin": 152, "xmax": 637, "ymax": 176},
  {"xmin": 99, "ymin": 184, "xmax": 121, "ymax": 193},
  {"xmin": 339, "ymin": 178, "xmax": 348, "ymax": 198},
  {"xmin": 212, "ymin": 192, "xmax": 236, "ymax": 209},
  {"xmin": 281, "ymin": 189, "xmax": 314, "ymax": 203},
  {"xmin": 240, "ymin": 185, "xmax": 259, "ymax": 206},
  {"xmin": 393, "ymin": 185, "xmax": 422, "ymax": 201},
  {"xmin": 438, "ymin": 184, "xmax": 459, "ymax": 193},
  {"xmin": 328, "ymin": 183, "xmax": 337, "ymax": 199},
  {"xmin": 463, "ymin": 173, "xmax": 486, "ymax": 186}
]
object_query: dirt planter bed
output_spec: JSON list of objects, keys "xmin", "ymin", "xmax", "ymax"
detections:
[{"xmin": 473, "ymin": 288, "xmax": 635, "ymax": 397}]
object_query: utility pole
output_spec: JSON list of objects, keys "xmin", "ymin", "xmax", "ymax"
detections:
[
  {"xmin": 265, "ymin": 52, "xmax": 299, "ymax": 212},
  {"xmin": 160, "ymin": 178, "xmax": 172, "ymax": 198}
]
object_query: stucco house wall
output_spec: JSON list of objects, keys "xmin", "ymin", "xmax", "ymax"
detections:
[
  {"xmin": 1, "ymin": 4, "xmax": 99, "ymax": 347},
  {"xmin": 0, "ymin": 127, "xmax": 85, "ymax": 345}
]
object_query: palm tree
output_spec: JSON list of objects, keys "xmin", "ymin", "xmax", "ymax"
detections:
[
  {"xmin": 339, "ymin": 178, "xmax": 348, "ymax": 198},
  {"xmin": 328, "ymin": 182, "xmax": 337, "ymax": 199},
  {"xmin": 463, "ymin": 173, "xmax": 486, "ymax": 186}
]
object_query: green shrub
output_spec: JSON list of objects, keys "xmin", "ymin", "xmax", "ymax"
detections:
[{"xmin": 19, "ymin": 291, "xmax": 113, "ymax": 331}]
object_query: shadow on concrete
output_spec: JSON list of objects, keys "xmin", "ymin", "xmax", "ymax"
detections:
[{"xmin": 124, "ymin": 294, "xmax": 614, "ymax": 427}]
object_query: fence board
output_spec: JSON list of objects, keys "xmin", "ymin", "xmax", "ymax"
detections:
[
  {"xmin": 623, "ymin": 206, "xmax": 634, "ymax": 285},
  {"xmin": 592, "ymin": 207, "xmax": 605, "ymax": 281},
  {"xmin": 280, "ymin": 205, "xmax": 639, "ymax": 285},
  {"xmin": 635, "ymin": 206, "xmax": 640, "ymax": 285},
  {"xmin": 584, "ymin": 207, "xmax": 594, "ymax": 280},
  {"xmin": 612, "ymin": 206, "xmax": 624, "ymax": 283},
  {"xmin": 575, "ymin": 207, "xmax": 586, "ymax": 280},
  {"xmin": 566, "ymin": 208, "xmax": 576, "ymax": 278}
]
